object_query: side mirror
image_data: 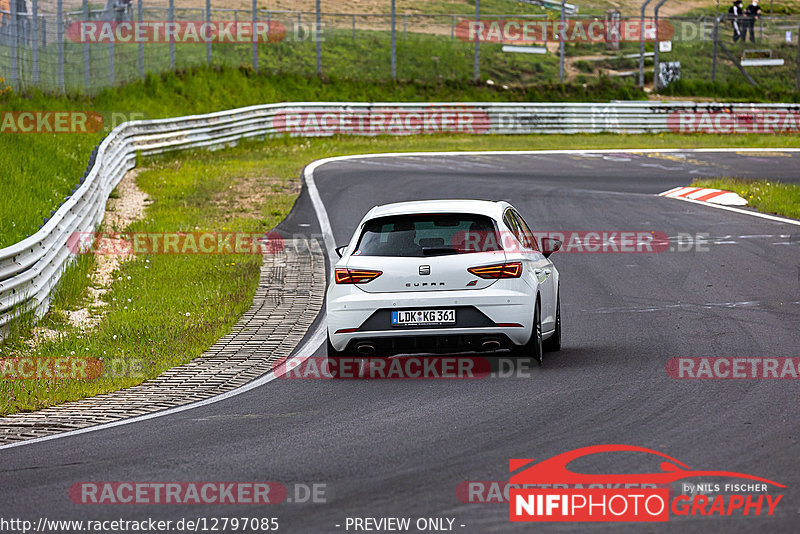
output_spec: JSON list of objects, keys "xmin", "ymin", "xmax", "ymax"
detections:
[
  {"xmin": 335, "ymin": 245, "xmax": 347, "ymax": 258},
  {"xmin": 541, "ymin": 238, "xmax": 562, "ymax": 259}
]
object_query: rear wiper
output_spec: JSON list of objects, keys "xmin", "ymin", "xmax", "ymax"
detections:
[{"xmin": 422, "ymin": 247, "xmax": 459, "ymax": 257}]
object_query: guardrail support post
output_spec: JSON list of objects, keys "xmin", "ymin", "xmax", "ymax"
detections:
[
  {"xmin": 109, "ymin": 32, "xmax": 115, "ymax": 86},
  {"xmin": 81, "ymin": 0, "xmax": 89, "ymax": 88},
  {"xmin": 560, "ymin": 0, "xmax": 566, "ymax": 83},
  {"xmin": 138, "ymin": 0, "xmax": 144, "ymax": 78},
  {"xmin": 544, "ymin": 15, "xmax": 548, "ymax": 48},
  {"xmin": 391, "ymin": 0, "xmax": 396, "ymax": 80},
  {"xmin": 169, "ymin": 0, "xmax": 175, "ymax": 70},
  {"xmin": 252, "ymin": 0, "xmax": 258, "ymax": 73},
  {"xmin": 315, "ymin": 0, "xmax": 321, "ymax": 76},
  {"xmin": 758, "ymin": 16, "xmax": 762, "ymax": 42},
  {"xmin": 796, "ymin": 24, "xmax": 800, "ymax": 90},
  {"xmin": 652, "ymin": 0, "xmax": 668, "ymax": 92},
  {"xmin": 9, "ymin": 0, "xmax": 17, "ymax": 89},
  {"xmin": 473, "ymin": 0, "xmax": 480, "ymax": 81},
  {"xmin": 712, "ymin": 16, "xmax": 718, "ymax": 82},
  {"xmin": 206, "ymin": 0, "xmax": 211, "ymax": 65},
  {"xmin": 639, "ymin": 0, "xmax": 653, "ymax": 88},
  {"xmin": 109, "ymin": 0, "xmax": 116, "ymax": 88},
  {"xmin": 33, "ymin": 0, "xmax": 39, "ymax": 85},
  {"xmin": 57, "ymin": 0, "xmax": 64, "ymax": 92}
]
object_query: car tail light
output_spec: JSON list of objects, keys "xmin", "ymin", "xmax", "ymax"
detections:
[
  {"xmin": 467, "ymin": 262, "xmax": 522, "ymax": 279},
  {"xmin": 335, "ymin": 328, "xmax": 358, "ymax": 334},
  {"xmin": 335, "ymin": 268, "xmax": 383, "ymax": 284}
]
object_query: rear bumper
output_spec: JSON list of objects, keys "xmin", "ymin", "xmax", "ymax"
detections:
[
  {"xmin": 326, "ymin": 285, "xmax": 534, "ymax": 352},
  {"xmin": 340, "ymin": 333, "xmax": 516, "ymax": 356}
]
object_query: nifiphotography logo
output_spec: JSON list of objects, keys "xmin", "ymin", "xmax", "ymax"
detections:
[{"xmin": 508, "ymin": 445, "xmax": 785, "ymax": 523}]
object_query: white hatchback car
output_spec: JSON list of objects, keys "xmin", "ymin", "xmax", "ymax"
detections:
[{"xmin": 325, "ymin": 200, "xmax": 561, "ymax": 364}]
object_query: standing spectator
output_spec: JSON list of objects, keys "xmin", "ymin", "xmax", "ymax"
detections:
[
  {"xmin": 744, "ymin": 0, "xmax": 762, "ymax": 43},
  {"xmin": 0, "ymin": 0, "xmax": 10, "ymax": 35},
  {"xmin": 103, "ymin": 0, "xmax": 129, "ymax": 23},
  {"xmin": 113, "ymin": 0, "xmax": 130, "ymax": 22},
  {"xmin": 15, "ymin": 0, "xmax": 28, "ymax": 45},
  {"xmin": 728, "ymin": 0, "xmax": 743, "ymax": 43}
]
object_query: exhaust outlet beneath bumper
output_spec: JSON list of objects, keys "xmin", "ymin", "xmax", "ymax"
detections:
[
  {"xmin": 355, "ymin": 343, "xmax": 376, "ymax": 355},
  {"xmin": 481, "ymin": 339, "xmax": 502, "ymax": 351}
]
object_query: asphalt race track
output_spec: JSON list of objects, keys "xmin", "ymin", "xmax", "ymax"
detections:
[{"xmin": 2, "ymin": 150, "xmax": 799, "ymax": 533}]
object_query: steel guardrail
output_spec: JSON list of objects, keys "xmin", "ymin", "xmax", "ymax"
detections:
[{"xmin": 2, "ymin": 100, "xmax": 799, "ymax": 335}]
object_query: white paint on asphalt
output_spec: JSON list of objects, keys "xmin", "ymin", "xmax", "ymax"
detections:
[
  {"xmin": 303, "ymin": 159, "xmax": 339, "ymax": 267},
  {"xmin": 307, "ymin": 149, "xmax": 800, "ymax": 227},
  {"xmin": 582, "ymin": 300, "xmax": 788, "ymax": 314},
  {"xmin": 662, "ymin": 196, "xmax": 800, "ymax": 226},
  {"xmin": 659, "ymin": 186, "xmax": 749, "ymax": 206}
]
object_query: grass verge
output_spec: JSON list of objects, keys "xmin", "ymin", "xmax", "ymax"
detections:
[
  {"xmin": 0, "ymin": 66, "xmax": 646, "ymax": 250},
  {"xmin": 691, "ymin": 177, "xmax": 800, "ymax": 219},
  {"xmin": 5, "ymin": 50, "xmax": 800, "ymax": 250},
  {"xmin": 0, "ymin": 148, "xmax": 294, "ymax": 415}
]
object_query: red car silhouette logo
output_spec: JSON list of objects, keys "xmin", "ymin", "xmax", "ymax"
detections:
[{"xmin": 510, "ymin": 444, "xmax": 785, "ymax": 487}]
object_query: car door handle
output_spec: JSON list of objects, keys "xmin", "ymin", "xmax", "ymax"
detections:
[
  {"xmin": 544, "ymin": 269, "xmax": 552, "ymax": 275},
  {"xmin": 534, "ymin": 269, "xmax": 543, "ymax": 275}
]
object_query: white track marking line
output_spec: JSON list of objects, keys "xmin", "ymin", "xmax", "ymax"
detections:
[
  {"xmin": 304, "ymin": 159, "xmax": 341, "ymax": 267},
  {"xmin": 659, "ymin": 186, "xmax": 749, "ymax": 207},
  {"xmin": 296, "ymin": 148, "xmax": 800, "ymax": 159},
  {"xmin": 662, "ymin": 196, "xmax": 800, "ymax": 226},
  {"xmin": 306, "ymin": 148, "xmax": 800, "ymax": 227}
]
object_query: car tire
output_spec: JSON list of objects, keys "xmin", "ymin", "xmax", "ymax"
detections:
[
  {"xmin": 512, "ymin": 298, "xmax": 543, "ymax": 367},
  {"xmin": 327, "ymin": 334, "xmax": 352, "ymax": 358},
  {"xmin": 327, "ymin": 334, "xmax": 358, "ymax": 379},
  {"xmin": 543, "ymin": 288, "xmax": 561, "ymax": 353}
]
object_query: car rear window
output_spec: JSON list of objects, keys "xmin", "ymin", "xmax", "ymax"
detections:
[{"xmin": 354, "ymin": 214, "xmax": 501, "ymax": 257}]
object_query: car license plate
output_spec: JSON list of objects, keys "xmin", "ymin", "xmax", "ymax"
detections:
[{"xmin": 392, "ymin": 309, "xmax": 456, "ymax": 326}]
